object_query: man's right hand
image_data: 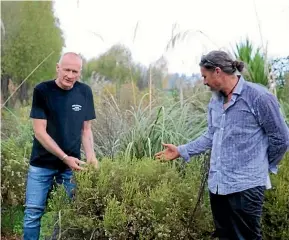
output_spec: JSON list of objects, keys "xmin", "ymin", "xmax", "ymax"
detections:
[
  {"xmin": 154, "ymin": 143, "xmax": 180, "ymax": 161},
  {"xmin": 63, "ymin": 156, "xmax": 86, "ymax": 170}
]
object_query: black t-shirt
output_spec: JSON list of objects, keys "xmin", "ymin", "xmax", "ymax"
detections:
[{"xmin": 29, "ymin": 80, "xmax": 96, "ymax": 169}]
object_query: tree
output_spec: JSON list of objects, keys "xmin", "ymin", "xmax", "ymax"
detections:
[
  {"xmin": 85, "ymin": 44, "xmax": 139, "ymax": 83},
  {"xmin": 150, "ymin": 56, "xmax": 168, "ymax": 90},
  {"xmin": 82, "ymin": 44, "xmax": 142, "ymax": 100},
  {"xmin": 1, "ymin": 1, "xmax": 64, "ymax": 105}
]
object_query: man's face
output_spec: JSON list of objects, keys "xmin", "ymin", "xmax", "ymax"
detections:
[
  {"xmin": 200, "ymin": 66, "xmax": 223, "ymax": 92},
  {"xmin": 56, "ymin": 55, "xmax": 82, "ymax": 89}
]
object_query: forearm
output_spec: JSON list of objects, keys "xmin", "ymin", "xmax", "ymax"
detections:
[
  {"xmin": 268, "ymin": 132, "xmax": 289, "ymax": 173},
  {"xmin": 177, "ymin": 131, "xmax": 213, "ymax": 162},
  {"xmin": 82, "ymin": 129, "xmax": 96, "ymax": 162},
  {"xmin": 35, "ymin": 132, "xmax": 66, "ymax": 159}
]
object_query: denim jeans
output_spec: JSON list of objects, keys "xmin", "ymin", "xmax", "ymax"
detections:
[
  {"xmin": 23, "ymin": 165, "xmax": 75, "ymax": 240},
  {"xmin": 210, "ymin": 186, "xmax": 265, "ymax": 240}
]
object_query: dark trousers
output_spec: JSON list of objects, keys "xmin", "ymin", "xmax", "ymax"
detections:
[{"xmin": 210, "ymin": 186, "xmax": 265, "ymax": 240}]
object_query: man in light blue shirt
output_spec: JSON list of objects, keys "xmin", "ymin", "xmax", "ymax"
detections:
[{"xmin": 155, "ymin": 51, "xmax": 289, "ymax": 240}]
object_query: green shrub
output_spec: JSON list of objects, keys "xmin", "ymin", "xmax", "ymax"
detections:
[
  {"xmin": 1, "ymin": 107, "xmax": 33, "ymax": 205},
  {"xmin": 45, "ymin": 153, "xmax": 289, "ymax": 240},
  {"xmin": 1, "ymin": 205, "xmax": 24, "ymax": 237},
  {"xmin": 1, "ymin": 134, "xmax": 32, "ymax": 205},
  {"xmin": 2, "ymin": 154, "xmax": 289, "ymax": 239},
  {"xmin": 1, "ymin": 138, "xmax": 29, "ymax": 205},
  {"xmin": 262, "ymin": 153, "xmax": 289, "ymax": 240},
  {"xmin": 47, "ymin": 156, "xmax": 213, "ymax": 239}
]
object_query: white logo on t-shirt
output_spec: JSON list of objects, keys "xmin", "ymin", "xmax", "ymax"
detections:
[{"xmin": 72, "ymin": 104, "xmax": 82, "ymax": 111}]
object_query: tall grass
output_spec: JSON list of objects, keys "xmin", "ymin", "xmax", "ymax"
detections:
[
  {"xmin": 91, "ymin": 86, "xmax": 210, "ymax": 160},
  {"xmin": 120, "ymin": 93, "xmax": 209, "ymax": 159}
]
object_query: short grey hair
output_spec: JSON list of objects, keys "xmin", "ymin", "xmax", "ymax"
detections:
[
  {"xmin": 58, "ymin": 52, "xmax": 83, "ymax": 69},
  {"xmin": 199, "ymin": 50, "xmax": 244, "ymax": 74}
]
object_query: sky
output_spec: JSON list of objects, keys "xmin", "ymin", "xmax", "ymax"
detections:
[{"xmin": 53, "ymin": 0, "xmax": 289, "ymax": 74}]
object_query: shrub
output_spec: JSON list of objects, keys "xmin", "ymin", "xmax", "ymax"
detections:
[
  {"xmin": 262, "ymin": 153, "xmax": 289, "ymax": 240},
  {"xmin": 47, "ymin": 156, "xmax": 213, "ymax": 240},
  {"xmin": 1, "ymin": 137, "xmax": 30, "ymax": 205},
  {"xmin": 45, "ymin": 153, "xmax": 289, "ymax": 240},
  {"xmin": 1, "ymin": 107, "xmax": 32, "ymax": 205},
  {"xmin": 1, "ymin": 205, "xmax": 24, "ymax": 237}
]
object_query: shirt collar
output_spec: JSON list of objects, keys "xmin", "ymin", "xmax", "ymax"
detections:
[{"xmin": 233, "ymin": 75, "xmax": 245, "ymax": 95}]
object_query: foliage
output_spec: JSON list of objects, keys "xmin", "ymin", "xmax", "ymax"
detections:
[
  {"xmin": 82, "ymin": 44, "xmax": 170, "ymax": 95},
  {"xmin": 82, "ymin": 44, "xmax": 141, "ymax": 85},
  {"xmin": 1, "ymin": 137, "xmax": 30, "ymax": 205},
  {"xmin": 46, "ymin": 157, "xmax": 213, "ymax": 240},
  {"xmin": 277, "ymin": 72, "xmax": 289, "ymax": 103},
  {"xmin": 1, "ymin": 1, "xmax": 64, "ymax": 103},
  {"xmin": 279, "ymin": 100, "xmax": 289, "ymax": 125},
  {"xmin": 1, "ymin": 204, "xmax": 57, "ymax": 239},
  {"xmin": 119, "ymin": 92, "xmax": 209, "ymax": 159},
  {"xmin": 90, "ymin": 86, "xmax": 210, "ymax": 160},
  {"xmin": 1, "ymin": 205, "xmax": 24, "ymax": 237},
  {"xmin": 1, "ymin": 108, "xmax": 32, "ymax": 205},
  {"xmin": 271, "ymin": 56, "xmax": 289, "ymax": 87},
  {"xmin": 234, "ymin": 38, "xmax": 269, "ymax": 87},
  {"xmin": 2, "ymin": 155, "xmax": 289, "ymax": 239},
  {"xmin": 41, "ymin": 153, "xmax": 289, "ymax": 240},
  {"xmin": 262, "ymin": 153, "xmax": 289, "ymax": 240}
]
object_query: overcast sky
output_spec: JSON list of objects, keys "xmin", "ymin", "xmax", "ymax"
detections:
[{"xmin": 53, "ymin": 0, "xmax": 289, "ymax": 74}]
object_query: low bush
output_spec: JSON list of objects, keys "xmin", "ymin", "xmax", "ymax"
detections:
[
  {"xmin": 47, "ymin": 156, "xmax": 213, "ymax": 240},
  {"xmin": 1, "ymin": 107, "xmax": 32, "ymax": 206},
  {"xmin": 2, "ymin": 150, "xmax": 289, "ymax": 239},
  {"xmin": 262, "ymin": 153, "xmax": 289, "ymax": 240}
]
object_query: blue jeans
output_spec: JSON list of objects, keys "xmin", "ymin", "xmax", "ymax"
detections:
[{"xmin": 23, "ymin": 165, "xmax": 76, "ymax": 240}]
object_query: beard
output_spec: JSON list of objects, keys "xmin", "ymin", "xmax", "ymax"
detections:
[
  {"xmin": 211, "ymin": 90, "xmax": 222, "ymax": 99},
  {"xmin": 205, "ymin": 84, "xmax": 220, "ymax": 98},
  {"xmin": 206, "ymin": 84, "xmax": 225, "ymax": 99}
]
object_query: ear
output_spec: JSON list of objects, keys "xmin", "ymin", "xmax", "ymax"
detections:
[
  {"xmin": 56, "ymin": 63, "xmax": 60, "ymax": 73},
  {"xmin": 215, "ymin": 67, "xmax": 221, "ymax": 74}
]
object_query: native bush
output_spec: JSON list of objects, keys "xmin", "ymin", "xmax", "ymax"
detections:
[
  {"xmin": 262, "ymin": 153, "xmax": 289, "ymax": 240},
  {"xmin": 46, "ymin": 156, "xmax": 213, "ymax": 240}
]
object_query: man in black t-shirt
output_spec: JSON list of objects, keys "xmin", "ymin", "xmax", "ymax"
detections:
[{"xmin": 23, "ymin": 52, "xmax": 98, "ymax": 240}]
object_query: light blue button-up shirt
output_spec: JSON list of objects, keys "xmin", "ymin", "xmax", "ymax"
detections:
[{"xmin": 177, "ymin": 76, "xmax": 289, "ymax": 195}]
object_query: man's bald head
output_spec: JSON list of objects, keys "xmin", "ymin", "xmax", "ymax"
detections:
[{"xmin": 58, "ymin": 52, "xmax": 83, "ymax": 69}]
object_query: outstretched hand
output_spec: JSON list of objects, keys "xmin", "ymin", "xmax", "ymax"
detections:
[{"xmin": 154, "ymin": 143, "xmax": 180, "ymax": 162}]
